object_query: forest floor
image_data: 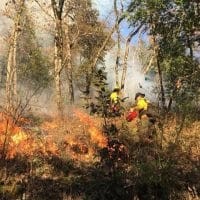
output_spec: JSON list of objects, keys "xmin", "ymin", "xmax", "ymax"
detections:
[{"xmin": 0, "ymin": 108, "xmax": 199, "ymax": 200}]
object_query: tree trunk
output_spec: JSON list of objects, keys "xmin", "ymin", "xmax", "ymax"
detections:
[
  {"xmin": 120, "ymin": 37, "xmax": 129, "ymax": 90},
  {"xmin": 64, "ymin": 20, "xmax": 74, "ymax": 103},
  {"xmin": 85, "ymin": 73, "xmax": 92, "ymax": 105},
  {"xmin": 121, "ymin": 32, "xmax": 134, "ymax": 90},
  {"xmin": 114, "ymin": 0, "xmax": 120, "ymax": 86},
  {"xmin": 6, "ymin": 36, "xmax": 14, "ymax": 111},
  {"xmin": 156, "ymin": 53, "xmax": 165, "ymax": 109},
  {"xmin": 51, "ymin": 0, "xmax": 65, "ymax": 117},
  {"xmin": 152, "ymin": 35, "xmax": 165, "ymax": 109},
  {"xmin": 90, "ymin": 13, "xmax": 125, "ymax": 72},
  {"xmin": 54, "ymin": 19, "xmax": 63, "ymax": 116},
  {"xmin": 13, "ymin": 29, "xmax": 18, "ymax": 98},
  {"xmin": 187, "ymin": 35, "xmax": 193, "ymax": 59},
  {"xmin": 6, "ymin": 0, "xmax": 24, "ymax": 112},
  {"xmin": 121, "ymin": 23, "xmax": 144, "ymax": 91}
]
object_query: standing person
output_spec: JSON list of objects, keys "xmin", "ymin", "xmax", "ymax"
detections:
[
  {"xmin": 132, "ymin": 92, "xmax": 149, "ymax": 119},
  {"xmin": 110, "ymin": 86, "xmax": 121, "ymax": 116},
  {"xmin": 131, "ymin": 92, "xmax": 156, "ymax": 140}
]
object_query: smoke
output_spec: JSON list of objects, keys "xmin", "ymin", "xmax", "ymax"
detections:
[
  {"xmin": 0, "ymin": 0, "xmax": 157, "ymax": 114},
  {"xmin": 105, "ymin": 46, "xmax": 157, "ymax": 103}
]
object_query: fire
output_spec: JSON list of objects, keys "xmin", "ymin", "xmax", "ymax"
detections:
[
  {"xmin": 88, "ymin": 127, "xmax": 107, "ymax": 148},
  {"xmin": 11, "ymin": 131, "xmax": 27, "ymax": 144},
  {"xmin": 74, "ymin": 110, "xmax": 108, "ymax": 148},
  {"xmin": 0, "ymin": 112, "xmax": 60, "ymax": 160},
  {"xmin": 0, "ymin": 110, "xmax": 108, "ymax": 162}
]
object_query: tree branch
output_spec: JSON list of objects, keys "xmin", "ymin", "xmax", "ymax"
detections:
[{"xmin": 35, "ymin": 0, "xmax": 54, "ymax": 20}]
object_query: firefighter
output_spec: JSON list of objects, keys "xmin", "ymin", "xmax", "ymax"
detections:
[
  {"xmin": 110, "ymin": 86, "xmax": 121, "ymax": 115},
  {"xmin": 131, "ymin": 92, "xmax": 149, "ymax": 119},
  {"xmin": 132, "ymin": 92, "xmax": 157, "ymax": 140}
]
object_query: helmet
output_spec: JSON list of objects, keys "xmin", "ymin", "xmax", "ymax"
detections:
[
  {"xmin": 135, "ymin": 92, "xmax": 145, "ymax": 100},
  {"xmin": 113, "ymin": 86, "xmax": 120, "ymax": 92}
]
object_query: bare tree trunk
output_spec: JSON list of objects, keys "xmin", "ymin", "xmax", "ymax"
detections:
[
  {"xmin": 121, "ymin": 40, "xmax": 129, "ymax": 90},
  {"xmin": 13, "ymin": 29, "xmax": 18, "ymax": 98},
  {"xmin": 54, "ymin": 18, "xmax": 63, "ymax": 116},
  {"xmin": 143, "ymin": 55, "xmax": 155, "ymax": 74},
  {"xmin": 187, "ymin": 34, "xmax": 193, "ymax": 59},
  {"xmin": 6, "ymin": 38, "xmax": 14, "ymax": 111},
  {"xmin": 152, "ymin": 35, "xmax": 165, "ymax": 109},
  {"xmin": 121, "ymin": 23, "xmax": 144, "ymax": 90},
  {"xmin": 6, "ymin": 0, "xmax": 25, "ymax": 112},
  {"xmin": 91, "ymin": 25, "xmax": 116, "ymax": 70},
  {"xmin": 114, "ymin": 0, "xmax": 120, "ymax": 86},
  {"xmin": 90, "ymin": 14, "xmax": 125, "ymax": 72},
  {"xmin": 85, "ymin": 73, "xmax": 92, "ymax": 105},
  {"xmin": 64, "ymin": 19, "xmax": 74, "ymax": 103},
  {"xmin": 156, "ymin": 53, "xmax": 166, "ymax": 109},
  {"xmin": 51, "ymin": 0, "xmax": 65, "ymax": 117},
  {"xmin": 121, "ymin": 33, "xmax": 133, "ymax": 90}
]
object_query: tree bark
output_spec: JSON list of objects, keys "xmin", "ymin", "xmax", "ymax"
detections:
[
  {"xmin": 120, "ymin": 36, "xmax": 130, "ymax": 90},
  {"xmin": 151, "ymin": 34, "xmax": 166, "ymax": 109},
  {"xmin": 64, "ymin": 19, "xmax": 74, "ymax": 103},
  {"xmin": 187, "ymin": 35, "xmax": 193, "ymax": 59},
  {"xmin": 6, "ymin": 0, "xmax": 25, "ymax": 112},
  {"xmin": 54, "ymin": 18, "xmax": 63, "ymax": 116},
  {"xmin": 121, "ymin": 23, "xmax": 144, "ymax": 90},
  {"xmin": 156, "ymin": 52, "xmax": 165, "ymax": 109},
  {"xmin": 51, "ymin": 0, "xmax": 65, "ymax": 117},
  {"xmin": 6, "ymin": 35, "xmax": 14, "ymax": 111},
  {"xmin": 114, "ymin": 0, "xmax": 120, "ymax": 86}
]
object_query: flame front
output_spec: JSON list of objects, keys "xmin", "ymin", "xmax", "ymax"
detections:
[
  {"xmin": 0, "ymin": 110, "xmax": 107, "ymax": 162},
  {"xmin": 74, "ymin": 110, "xmax": 108, "ymax": 148}
]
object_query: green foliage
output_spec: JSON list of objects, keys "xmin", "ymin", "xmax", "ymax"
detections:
[
  {"xmin": 19, "ymin": 49, "xmax": 52, "ymax": 89},
  {"xmin": 72, "ymin": 0, "xmax": 113, "ymax": 100},
  {"xmin": 126, "ymin": 0, "xmax": 200, "ymax": 115},
  {"xmin": 17, "ymin": 11, "xmax": 52, "ymax": 90},
  {"xmin": 90, "ymin": 67, "xmax": 111, "ymax": 117}
]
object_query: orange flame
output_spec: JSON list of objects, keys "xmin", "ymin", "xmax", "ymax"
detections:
[
  {"xmin": 0, "ymin": 110, "xmax": 107, "ymax": 162},
  {"xmin": 74, "ymin": 110, "xmax": 107, "ymax": 148}
]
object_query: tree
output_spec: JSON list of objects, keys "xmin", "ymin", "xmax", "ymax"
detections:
[
  {"xmin": 5, "ymin": 0, "xmax": 25, "ymax": 113},
  {"xmin": 16, "ymin": 10, "xmax": 52, "ymax": 90},
  {"xmin": 34, "ymin": 0, "xmax": 114, "ymax": 109},
  {"xmin": 71, "ymin": 0, "xmax": 113, "ymax": 104},
  {"xmin": 114, "ymin": 0, "xmax": 121, "ymax": 86},
  {"xmin": 50, "ymin": 0, "xmax": 65, "ymax": 116},
  {"xmin": 126, "ymin": 0, "xmax": 200, "ymax": 111}
]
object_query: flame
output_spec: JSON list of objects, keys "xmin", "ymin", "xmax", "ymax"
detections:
[
  {"xmin": 0, "ymin": 112, "xmax": 61, "ymax": 160},
  {"xmin": 0, "ymin": 110, "xmax": 107, "ymax": 162},
  {"xmin": 88, "ymin": 127, "xmax": 107, "ymax": 148},
  {"xmin": 11, "ymin": 131, "xmax": 27, "ymax": 144},
  {"xmin": 74, "ymin": 110, "xmax": 108, "ymax": 148}
]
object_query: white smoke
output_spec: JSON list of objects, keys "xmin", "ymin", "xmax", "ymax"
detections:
[{"xmin": 105, "ymin": 45, "xmax": 157, "ymax": 103}]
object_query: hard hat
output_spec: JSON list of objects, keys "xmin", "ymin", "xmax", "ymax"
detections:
[
  {"xmin": 135, "ymin": 92, "xmax": 145, "ymax": 100},
  {"xmin": 113, "ymin": 86, "xmax": 120, "ymax": 92}
]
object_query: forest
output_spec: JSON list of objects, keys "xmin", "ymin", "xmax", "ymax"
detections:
[{"xmin": 0, "ymin": 0, "xmax": 199, "ymax": 199}]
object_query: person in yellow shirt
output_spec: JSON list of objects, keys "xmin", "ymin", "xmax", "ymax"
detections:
[
  {"xmin": 110, "ymin": 87, "xmax": 120, "ymax": 104},
  {"xmin": 110, "ymin": 87, "xmax": 120, "ymax": 114},
  {"xmin": 131, "ymin": 92, "xmax": 149, "ymax": 119}
]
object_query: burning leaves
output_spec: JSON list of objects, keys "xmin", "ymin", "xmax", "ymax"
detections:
[
  {"xmin": 0, "ymin": 109, "xmax": 129, "ymax": 166},
  {"xmin": 0, "ymin": 110, "xmax": 108, "ymax": 162},
  {"xmin": 11, "ymin": 131, "xmax": 27, "ymax": 144},
  {"xmin": 0, "ymin": 113, "xmax": 59, "ymax": 160},
  {"xmin": 74, "ymin": 110, "xmax": 108, "ymax": 148}
]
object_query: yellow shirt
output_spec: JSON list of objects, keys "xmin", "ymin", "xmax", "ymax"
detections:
[
  {"xmin": 110, "ymin": 92, "xmax": 119, "ymax": 103},
  {"xmin": 136, "ymin": 98, "xmax": 148, "ymax": 111}
]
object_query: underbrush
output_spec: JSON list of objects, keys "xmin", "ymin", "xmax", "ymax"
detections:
[{"xmin": 0, "ymin": 111, "xmax": 199, "ymax": 200}]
